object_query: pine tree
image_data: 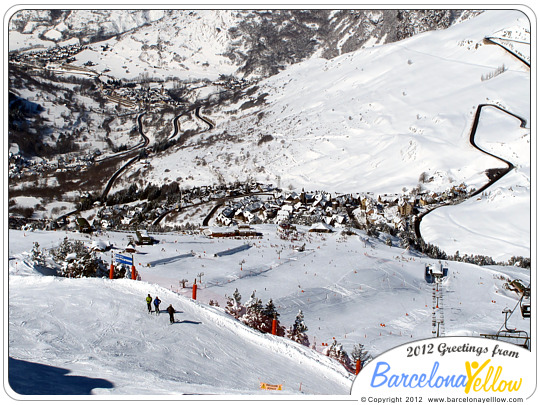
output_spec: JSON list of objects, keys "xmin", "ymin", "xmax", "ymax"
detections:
[
  {"xmin": 240, "ymin": 291, "xmax": 265, "ymax": 331},
  {"xmin": 262, "ymin": 298, "xmax": 279, "ymax": 319},
  {"xmin": 244, "ymin": 291, "xmax": 263, "ymax": 313},
  {"xmin": 31, "ymin": 242, "xmax": 46, "ymax": 267},
  {"xmin": 287, "ymin": 310, "xmax": 310, "ymax": 346},
  {"xmin": 233, "ymin": 288, "xmax": 242, "ymax": 305},
  {"xmin": 324, "ymin": 340, "xmax": 353, "ymax": 372},
  {"xmin": 51, "ymin": 237, "xmax": 108, "ymax": 278},
  {"xmin": 225, "ymin": 290, "xmax": 246, "ymax": 319},
  {"xmin": 260, "ymin": 299, "xmax": 285, "ymax": 336},
  {"xmin": 351, "ymin": 343, "xmax": 372, "ymax": 368},
  {"xmin": 225, "ymin": 296, "xmax": 240, "ymax": 318}
]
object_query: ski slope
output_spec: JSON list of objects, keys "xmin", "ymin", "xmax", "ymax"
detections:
[
  {"xmin": 5, "ymin": 8, "xmax": 531, "ymax": 398},
  {"xmin": 7, "ymin": 226, "xmax": 530, "ymax": 396},
  {"xmin": 8, "ymin": 270, "xmax": 352, "ymax": 396}
]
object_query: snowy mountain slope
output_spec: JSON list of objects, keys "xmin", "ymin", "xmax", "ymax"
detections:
[
  {"xmin": 71, "ymin": 10, "xmax": 243, "ymax": 81},
  {"xmin": 8, "ymin": 9, "xmax": 470, "ymax": 80},
  {"xmin": 420, "ymin": 103, "xmax": 530, "ymax": 260},
  {"xmin": 7, "ymin": 224, "xmax": 530, "ymax": 395},
  {"xmin": 8, "ymin": 271, "xmax": 351, "ymax": 396},
  {"xmin": 8, "ymin": 9, "xmax": 167, "ymax": 51},
  {"xmin": 137, "ymin": 9, "xmax": 529, "ymax": 194},
  {"xmin": 121, "ymin": 9, "xmax": 530, "ymax": 260}
]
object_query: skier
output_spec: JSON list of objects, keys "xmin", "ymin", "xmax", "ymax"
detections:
[
  {"xmin": 154, "ymin": 296, "xmax": 161, "ymax": 315},
  {"xmin": 146, "ymin": 294, "xmax": 152, "ymax": 313},
  {"xmin": 167, "ymin": 304, "xmax": 176, "ymax": 324}
]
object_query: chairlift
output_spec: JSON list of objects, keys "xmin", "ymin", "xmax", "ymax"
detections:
[
  {"xmin": 520, "ymin": 288, "xmax": 531, "ymax": 319},
  {"xmin": 482, "ymin": 330, "xmax": 530, "ymax": 350},
  {"xmin": 480, "ymin": 308, "xmax": 530, "ymax": 350},
  {"xmin": 520, "ymin": 299, "xmax": 531, "ymax": 319}
]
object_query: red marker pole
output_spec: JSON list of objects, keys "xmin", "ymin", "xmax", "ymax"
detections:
[
  {"xmin": 356, "ymin": 360, "xmax": 362, "ymax": 375},
  {"xmin": 192, "ymin": 283, "xmax": 197, "ymax": 300},
  {"xmin": 131, "ymin": 265, "xmax": 136, "ymax": 280},
  {"xmin": 272, "ymin": 318, "xmax": 277, "ymax": 335},
  {"xmin": 109, "ymin": 263, "xmax": 114, "ymax": 279}
]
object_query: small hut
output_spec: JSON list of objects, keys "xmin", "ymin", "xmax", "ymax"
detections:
[{"xmin": 424, "ymin": 263, "xmax": 448, "ymax": 283}]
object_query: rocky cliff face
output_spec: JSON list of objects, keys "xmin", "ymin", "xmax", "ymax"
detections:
[
  {"xmin": 7, "ymin": 8, "xmax": 485, "ymax": 209},
  {"xmin": 9, "ymin": 9, "xmax": 480, "ymax": 78},
  {"xmin": 226, "ymin": 9, "xmax": 477, "ymax": 76}
]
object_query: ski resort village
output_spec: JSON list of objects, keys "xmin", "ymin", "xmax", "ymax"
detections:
[{"xmin": 6, "ymin": 8, "xmax": 532, "ymax": 398}]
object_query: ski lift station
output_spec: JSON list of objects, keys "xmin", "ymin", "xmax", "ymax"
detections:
[{"xmin": 424, "ymin": 262, "xmax": 448, "ymax": 283}]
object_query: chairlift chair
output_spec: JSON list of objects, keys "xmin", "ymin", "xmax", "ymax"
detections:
[
  {"xmin": 520, "ymin": 296, "xmax": 531, "ymax": 318},
  {"xmin": 480, "ymin": 308, "xmax": 530, "ymax": 350}
]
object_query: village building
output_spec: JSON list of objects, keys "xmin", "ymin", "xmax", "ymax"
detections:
[{"xmin": 136, "ymin": 229, "xmax": 153, "ymax": 245}]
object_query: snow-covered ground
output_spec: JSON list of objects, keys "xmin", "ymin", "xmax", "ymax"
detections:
[
  {"xmin": 7, "ymin": 225, "xmax": 530, "ymax": 396},
  {"xmin": 420, "ymin": 104, "xmax": 531, "ymax": 260},
  {"xmin": 6, "ymin": 7, "xmax": 532, "ymax": 399},
  {"xmin": 7, "ymin": 9, "xmax": 531, "ymax": 262},
  {"xmin": 109, "ymin": 9, "xmax": 530, "ymax": 262}
]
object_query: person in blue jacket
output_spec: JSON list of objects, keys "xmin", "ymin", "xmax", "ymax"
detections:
[{"xmin": 153, "ymin": 296, "xmax": 161, "ymax": 315}]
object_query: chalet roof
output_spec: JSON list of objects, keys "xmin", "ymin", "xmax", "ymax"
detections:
[
  {"xmin": 309, "ymin": 222, "xmax": 333, "ymax": 232},
  {"xmin": 91, "ymin": 240, "xmax": 109, "ymax": 251}
]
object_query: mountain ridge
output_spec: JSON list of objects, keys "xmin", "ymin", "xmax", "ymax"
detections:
[{"xmin": 7, "ymin": 9, "xmax": 531, "ymax": 261}]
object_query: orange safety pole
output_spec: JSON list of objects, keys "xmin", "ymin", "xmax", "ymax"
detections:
[
  {"xmin": 356, "ymin": 360, "xmax": 362, "ymax": 375},
  {"xmin": 109, "ymin": 263, "xmax": 114, "ymax": 279},
  {"xmin": 192, "ymin": 283, "xmax": 197, "ymax": 300},
  {"xmin": 131, "ymin": 265, "xmax": 136, "ymax": 280}
]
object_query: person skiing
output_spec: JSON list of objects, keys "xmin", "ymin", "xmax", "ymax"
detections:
[
  {"xmin": 153, "ymin": 296, "xmax": 161, "ymax": 315},
  {"xmin": 146, "ymin": 294, "xmax": 152, "ymax": 313},
  {"xmin": 167, "ymin": 304, "xmax": 176, "ymax": 324}
]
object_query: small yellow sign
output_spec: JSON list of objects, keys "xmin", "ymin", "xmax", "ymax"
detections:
[{"xmin": 260, "ymin": 382, "xmax": 282, "ymax": 391}]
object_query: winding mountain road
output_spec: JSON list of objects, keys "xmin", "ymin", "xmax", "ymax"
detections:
[
  {"xmin": 102, "ymin": 106, "xmax": 214, "ymax": 203},
  {"xmin": 101, "ymin": 112, "xmax": 149, "ymax": 201},
  {"xmin": 414, "ymin": 37, "xmax": 529, "ymax": 244},
  {"xmin": 484, "ymin": 37, "xmax": 530, "ymax": 67},
  {"xmin": 194, "ymin": 106, "xmax": 215, "ymax": 130},
  {"xmin": 414, "ymin": 103, "xmax": 526, "ymax": 241}
]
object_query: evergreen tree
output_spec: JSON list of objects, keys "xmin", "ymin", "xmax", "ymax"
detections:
[
  {"xmin": 244, "ymin": 291, "xmax": 263, "ymax": 313},
  {"xmin": 324, "ymin": 340, "xmax": 353, "ymax": 372},
  {"xmin": 351, "ymin": 343, "xmax": 372, "ymax": 368},
  {"xmin": 260, "ymin": 299, "xmax": 285, "ymax": 336},
  {"xmin": 31, "ymin": 241, "xmax": 46, "ymax": 267},
  {"xmin": 240, "ymin": 291, "xmax": 265, "ymax": 331},
  {"xmin": 225, "ymin": 295, "xmax": 243, "ymax": 319},
  {"xmin": 262, "ymin": 298, "xmax": 279, "ymax": 319},
  {"xmin": 287, "ymin": 310, "xmax": 310, "ymax": 346},
  {"xmin": 233, "ymin": 288, "xmax": 242, "ymax": 305},
  {"xmin": 225, "ymin": 295, "xmax": 235, "ymax": 315},
  {"xmin": 51, "ymin": 237, "xmax": 108, "ymax": 278}
]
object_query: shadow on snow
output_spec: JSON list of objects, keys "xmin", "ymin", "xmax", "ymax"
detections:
[{"xmin": 8, "ymin": 357, "xmax": 114, "ymax": 395}]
